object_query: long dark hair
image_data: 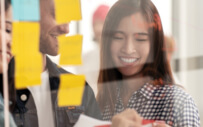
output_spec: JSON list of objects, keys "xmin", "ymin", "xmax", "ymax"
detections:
[
  {"xmin": 97, "ymin": 0, "xmax": 174, "ymax": 115},
  {"xmin": 0, "ymin": 0, "xmax": 11, "ymax": 12}
]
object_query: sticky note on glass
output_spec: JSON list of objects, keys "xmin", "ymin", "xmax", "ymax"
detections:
[
  {"xmin": 15, "ymin": 55, "xmax": 42, "ymax": 89},
  {"xmin": 11, "ymin": 0, "xmax": 40, "ymax": 21},
  {"xmin": 58, "ymin": 35, "xmax": 83, "ymax": 65},
  {"xmin": 12, "ymin": 22, "xmax": 42, "ymax": 89},
  {"xmin": 54, "ymin": 0, "xmax": 82, "ymax": 24},
  {"xmin": 58, "ymin": 74, "xmax": 85, "ymax": 106}
]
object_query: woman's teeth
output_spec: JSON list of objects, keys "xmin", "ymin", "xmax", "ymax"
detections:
[
  {"xmin": 120, "ymin": 57, "xmax": 138, "ymax": 63},
  {"xmin": 7, "ymin": 54, "xmax": 11, "ymax": 59}
]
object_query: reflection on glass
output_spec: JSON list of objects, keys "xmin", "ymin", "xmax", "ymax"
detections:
[{"xmin": 97, "ymin": 0, "xmax": 200, "ymax": 126}]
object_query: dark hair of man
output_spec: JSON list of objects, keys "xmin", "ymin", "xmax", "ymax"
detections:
[{"xmin": 97, "ymin": 0, "xmax": 174, "ymax": 115}]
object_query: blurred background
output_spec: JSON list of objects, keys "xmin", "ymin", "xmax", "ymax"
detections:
[{"xmin": 48, "ymin": 0, "xmax": 203, "ymax": 124}]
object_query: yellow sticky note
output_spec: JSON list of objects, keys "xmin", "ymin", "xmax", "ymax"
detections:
[
  {"xmin": 58, "ymin": 35, "xmax": 83, "ymax": 65},
  {"xmin": 12, "ymin": 22, "xmax": 42, "ymax": 89},
  {"xmin": 58, "ymin": 74, "xmax": 85, "ymax": 106},
  {"xmin": 54, "ymin": 0, "xmax": 82, "ymax": 24},
  {"xmin": 15, "ymin": 55, "xmax": 42, "ymax": 89}
]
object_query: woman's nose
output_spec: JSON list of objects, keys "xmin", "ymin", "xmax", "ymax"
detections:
[
  {"xmin": 121, "ymin": 38, "xmax": 136, "ymax": 54},
  {"xmin": 6, "ymin": 33, "xmax": 11, "ymax": 50}
]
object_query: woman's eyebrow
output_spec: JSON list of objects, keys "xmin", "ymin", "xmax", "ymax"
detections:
[
  {"xmin": 113, "ymin": 31, "xmax": 125, "ymax": 35},
  {"xmin": 6, "ymin": 21, "xmax": 12, "ymax": 24}
]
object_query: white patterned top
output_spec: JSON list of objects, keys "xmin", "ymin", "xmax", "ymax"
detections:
[{"xmin": 102, "ymin": 83, "xmax": 200, "ymax": 127}]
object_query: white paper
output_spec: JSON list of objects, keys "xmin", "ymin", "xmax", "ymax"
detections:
[
  {"xmin": 143, "ymin": 124, "xmax": 153, "ymax": 127},
  {"xmin": 74, "ymin": 114, "xmax": 153, "ymax": 127},
  {"xmin": 74, "ymin": 114, "xmax": 111, "ymax": 127}
]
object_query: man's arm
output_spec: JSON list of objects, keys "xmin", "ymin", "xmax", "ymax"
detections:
[{"xmin": 82, "ymin": 83, "xmax": 102, "ymax": 120}]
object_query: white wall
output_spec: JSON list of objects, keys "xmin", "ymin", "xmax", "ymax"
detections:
[
  {"xmin": 172, "ymin": 0, "xmax": 203, "ymax": 123},
  {"xmin": 151, "ymin": 0, "xmax": 172, "ymax": 36},
  {"xmin": 80, "ymin": 0, "xmax": 118, "ymax": 54}
]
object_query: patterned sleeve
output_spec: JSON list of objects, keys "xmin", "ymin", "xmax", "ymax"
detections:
[
  {"xmin": 0, "ymin": 94, "xmax": 17, "ymax": 127},
  {"xmin": 176, "ymin": 96, "xmax": 200, "ymax": 127},
  {"xmin": 82, "ymin": 83, "xmax": 102, "ymax": 120}
]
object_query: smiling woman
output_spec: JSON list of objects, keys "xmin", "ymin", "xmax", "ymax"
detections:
[
  {"xmin": 96, "ymin": 0, "xmax": 200, "ymax": 126},
  {"xmin": 0, "ymin": 0, "xmax": 12, "ymax": 73},
  {"xmin": 0, "ymin": 0, "xmax": 15, "ymax": 109},
  {"xmin": 110, "ymin": 13, "xmax": 150, "ymax": 77},
  {"xmin": 0, "ymin": 0, "xmax": 17, "ymax": 126},
  {"xmin": 0, "ymin": 0, "xmax": 14, "ymax": 104}
]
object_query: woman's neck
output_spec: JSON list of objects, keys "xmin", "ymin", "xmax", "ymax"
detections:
[
  {"xmin": 120, "ymin": 74, "xmax": 152, "ymax": 108},
  {"xmin": 122, "ymin": 74, "xmax": 151, "ymax": 92}
]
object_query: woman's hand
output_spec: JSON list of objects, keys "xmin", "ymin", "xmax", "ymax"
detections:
[
  {"xmin": 152, "ymin": 121, "xmax": 171, "ymax": 127},
  {"xmin": 111, "ymin": 108, "xmax": 143, "ymax": 127}
]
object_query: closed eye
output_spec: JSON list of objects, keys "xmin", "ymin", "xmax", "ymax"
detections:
[
  {"xmin": 136, "ymin": 39, "xmax": 148, "ymax": 41},
  {"xmin": 6, "ymin": 21, "xmax": 12, "ymax": 34},
  {"xmin": 112, "ymin": 31, "xmax": 125, "ymax": 40},
  {"xmin": 6, "ymin": 29, "xmax": 11, "ymax": 34},
  {"xmin": 134, "ymin": 33, "xmax": 149, "ymax": 42}
]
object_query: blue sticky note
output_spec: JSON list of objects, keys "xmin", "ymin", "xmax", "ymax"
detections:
[{"xmin": 11, "ymin": 0, "xmax": 40, "ymax": 21}]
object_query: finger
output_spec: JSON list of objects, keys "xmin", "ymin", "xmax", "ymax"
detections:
[
  {"xmin": 152, "ymin": 122, "xmax": 171, "ymax": 127},
  {"xmin": 154, "ymin": 120, "xmax": 165, "ymax": 124},
  {"xmin": 125, "ymin": 119, "xmax": 142, "ymax": 127},
  {"xmin": 122, "ymin": 109, "xmax": 142, "ymax": 122},
  {"xmin": 111, "ymin": 118, "xmax": 138, "ymax": 127},
  {"xmin": 112, "ymin": 113, "xmax": 142, "ymax": 127}
]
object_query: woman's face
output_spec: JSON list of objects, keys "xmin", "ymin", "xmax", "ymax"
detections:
[
  {"xmin": 110, "ymin": 12, "xmax": 150, "ymax": 77},
  {"xmin": 0, "ymin": 5, "xmax": 12, "ymax": 73}
]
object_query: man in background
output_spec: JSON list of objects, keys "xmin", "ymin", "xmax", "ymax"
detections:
[{"xmin": 13, "ymin": 0, "xmax": 101, "ymax": 127}]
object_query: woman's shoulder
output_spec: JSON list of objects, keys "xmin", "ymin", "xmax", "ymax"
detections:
[
  {"xmin": 151, "ymin": 83, "xmax": 194, "ymax": 102},
  {"xmin": 152, "ymin": 85, "xmax": 200, "ymax": 126},
  {"xmin": 150, "ymin": 83, "xmax": 199, "ymax": 117}
]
